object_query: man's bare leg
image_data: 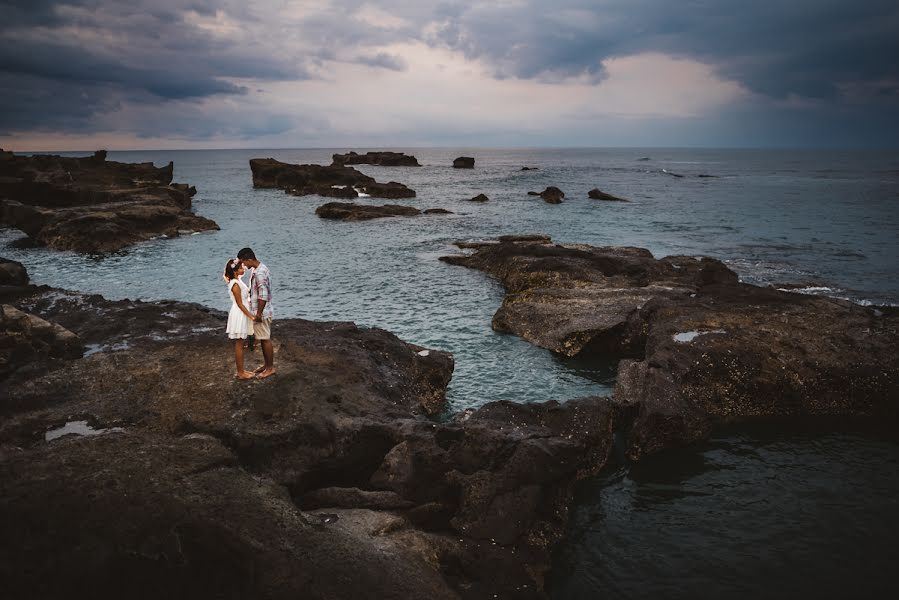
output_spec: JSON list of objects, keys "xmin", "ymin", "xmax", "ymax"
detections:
[{"xmin": 257, "ymin": 339, "xmax": 276, "ymax": 378}]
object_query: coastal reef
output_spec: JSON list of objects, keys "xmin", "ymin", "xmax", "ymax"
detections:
[
  {"xmin": 331, "ymin": 151, "xmax": 421, "ymax": 167},
  {"xmin": 250, "ymin": 158, "xmax": 416, "ymax": 199},
  {"xmin": 441, "ymin": 236, "xmax": 899, "ymax": 458},
  {"xmin": 0, "ymin": 263, "xmax": 619, "ymax": 599},
  {"xmin": 0, "ymin": 150, "xmax": 218, "ymax": 253},
  {"xmin": 2, "ymin": 236, "xmax": 897, "ymax": 598}
]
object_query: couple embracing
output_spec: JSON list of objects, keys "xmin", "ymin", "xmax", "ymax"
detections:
[{"xmin": 223, "ymin": 247, "xmax": 275, "ymax": 380}]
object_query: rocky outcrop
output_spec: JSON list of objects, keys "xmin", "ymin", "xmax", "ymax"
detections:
[
  {"xmin": 0, "ymin": 150, "xmax": 218, "ymax": 253},
  {"xmin": 331, "ymin": 151, "xmax": 421, "ymax": 167},
  {"xmin": 468, "ymin": 194, "xmax": 489, "ymax": 202},
  {"xmin": 528, "ymin": 187, "xmax": 564, "ymax": 204},
  {"xmin": 0, "ymin": 275, "xmax": 624, "ymax": 598},
  {"xmin": 588, "ymin": 188, "xmax": 628, "ymax": 202},
  {"xmin": 0, "ymin": 303, "xmax": 83, "ymax": 381},
  {"xmin": 520, "ymin": 167, "xmax": 538, "ymax": 171},
  {"xmin": 316, "ymin": 202, "xmax": 421, "ymax": 221},
  {"xmin": 0, "ymin": 257, "xmax": 27, "ymax": 287},
  {"xmin": 440, "ymin": 236, "xmax": 899, "ymax": 456},
  {"xmin": 423, "ymin": 208, "xmax": 453, "ymax": 215},
  {"xmin": 250, "ymin": 158, "xmax": 416, "ymax": 199},
  {"xmin": 453, "ymin": 157, "xmax": 475, "ymax": 169}
]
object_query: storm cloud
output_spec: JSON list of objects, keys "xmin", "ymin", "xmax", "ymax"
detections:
[{"xmin": 0, "ymin": 0, "xmax": 896, "ymax": 147}]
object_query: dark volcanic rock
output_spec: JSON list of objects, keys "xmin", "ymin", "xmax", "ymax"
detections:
[
  {"xmin": 588, "ymin": 188, "xmax": 629, "ymax": 202},
  {"xmin": 440, "ymin": 236, "xmax": 899, "ymax": 459},
  {"xmin": 424, "ymin": 208, "xmax": 453, "ymax": 215},
  {"xmin": 520, "ymin": 167, "xmax": 538, "ymax": 171},
  {"xmin": 0, "ymin": 303, "xmax": 83, "ymax": 381},
  {"xmin": 331, "ymin": 151, "xmax": 421, "ymax": 167},
  {"xmin": 0, "ymin": 151, "xmax": 217, "ymax": 253},
  {"xmin": 0, "ymin": 284, "xmax": 621, "ymax": 598},
  {"xmin": 453, "ymin": 156, "xmax": 475, "ymax": 169},
  {"xmin": 315, "ymin": 202, "xmax": 421, "ymax": 221},
  {"xmin": 250, "ymin": 158, "xmax": 416, "ymax": 199},
  {"xmin": 362, "ymin": 181, "xmax": 417, "ymax": 199},
  {"xmin": 0, "ymin": 432, "xmax": 459, "ymax": 600},
  {"xmin": 528, "ymin": 186, "xmax": 564, "ymax": 204},
  {"xmin": 468, "ymin": 193, "xmax": 489, "ymax": 202},
  {"xmin": 0, "ymin": 257, "xmax": 27, "ymax": 287}
]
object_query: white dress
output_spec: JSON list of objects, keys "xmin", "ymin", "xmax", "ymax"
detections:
[{"xmin": 225, "ymin": 278, "xmax": 253, "ymax": 339}]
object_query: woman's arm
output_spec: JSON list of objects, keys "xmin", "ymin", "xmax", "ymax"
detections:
[{"xmin": 230, "ymin": 283, "xmax": 256, "ymax": 320}]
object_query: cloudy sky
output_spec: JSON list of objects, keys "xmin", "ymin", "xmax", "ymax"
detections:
[{"xmin": 1, "ymin": 0, "xmax": 897, "ymax": 150}]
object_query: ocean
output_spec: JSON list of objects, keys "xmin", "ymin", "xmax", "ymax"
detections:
[{"xmin": 3, "ymin": 147, "xmax": 898, "ymax": 597}]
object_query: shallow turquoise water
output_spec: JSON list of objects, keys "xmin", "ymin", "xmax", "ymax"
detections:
[{"xmin": 2, "ymin": 147, "xmax": 897, "ymax": 410}]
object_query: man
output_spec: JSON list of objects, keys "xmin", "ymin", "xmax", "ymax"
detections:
[{"xmin": 237, "ymin": 247, "xmax": 275, "ymax": 378}]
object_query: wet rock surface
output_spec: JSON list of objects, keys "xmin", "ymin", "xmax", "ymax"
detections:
[
  {"xmin": 0, "ymin": 150, "xmax": 218, "ymax": 253},
  {"xmin": 331, "ymin": 151, "xmax": 421, "ymax": 167},
  {"xmin": 453, "ymin": 157, "xmax": 475, "ymax": 169},
  {"xmin": 468, "ymin": 193, "xmax": 489, "ymax": 202},
  {"xmin": 250, "ymin": 158, "xmax": 416, "ymax": 199},
  {"xmin": 528, "ymin": 187, "xmax": 564, "ymax": 204},
  {"xmin": 0, "ymin": 262, "xmax": 622, "ymax": 599},
  {"xmin": 588, "ymin": 188, "xmax": 629, "ymax": 202},
  {"xmin": 440, "ymin": 236, "xmax": 899, "ymax": 457},
  {"xmin": 315, "ymin": 202, "xmax": 421, "ymax": 221}
]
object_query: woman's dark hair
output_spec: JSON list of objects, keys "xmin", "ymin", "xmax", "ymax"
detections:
[
  {"xmin": 224, "ymin": 258, "xmax": 241, "ymax": 281},
  {"xmin": 237, "ymin": 247, "xmax": 256, "ymax": 260}
]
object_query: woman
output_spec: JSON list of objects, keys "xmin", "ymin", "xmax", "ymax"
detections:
[{"xmin": 223, "ymin": 258, "xmax": 256, "ymax": 379}]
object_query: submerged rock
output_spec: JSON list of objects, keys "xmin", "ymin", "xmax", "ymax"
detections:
[
  {"xmin": 588, "ymin": 188, "xmax": 629, "ymax": 202},
  {"xmin": 423, "ymin": 208, "xmax": 453, "ymax": 215},
  {"xmin": 331, "ymin": 151, "xmax": 421, "ymax": 167},
  {"xmin": 468, "ymin": 193, "xmax": 489, "ymax": 202},
  {"xmin": 0, "ymin": 151, "xmax": 218, "ymax": 253},
  {"xmin": 250, "ymin": 158, "xmax": 416, "ymax": 199},
  {"xmin": 452, "ymin": 156, "xmax": 475, "ymax": 169},
  {"xmin": 528, "ymin": 186, "xmax": 565, "ymax": 204},
  {"xmin": 315, "ymin": 202, "xmax": 421, "ymax": 221}
]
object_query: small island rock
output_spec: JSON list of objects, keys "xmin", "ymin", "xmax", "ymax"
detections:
[
  {"xmin": 588, "ymin": 188, "xmax": 629, "ymax": 202},
  {"xmin": 453, "ymin": 157, "xmax": 475, "ymax": 169}
]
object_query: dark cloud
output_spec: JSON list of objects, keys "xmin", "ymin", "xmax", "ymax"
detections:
[
  {"xmin": 353, "ymin": 52, "xmax": 407, "ymax": 71},
  {"xmin": 1, "ymin": 0, "xmax": 897, "ymax": 145},
  {"xmin": 429, "ymin": 0, "xmax": 899, "ymax": 102}
]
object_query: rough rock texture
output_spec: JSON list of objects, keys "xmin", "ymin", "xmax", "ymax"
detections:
[
  {"xmin": 424, "ymin": 208, "xmax": 453, "ymax": 215},
  {"xmin": 440, "ymin": 236, "xmax": 899, "ymax": 457},
  {"xmin": 528, "ymin": 187, "xmax": 564, "ymax": 204},
  {"xmin": 315, "ymin": 202, "xmax": 421, "ymax": 221},
  {"xmin": 0, "ymin": 303, "xmax": 83, "ymax": 381},
  {"xmin": 453, "ymin": 157, "xmax": 475, "ymax": 169},
  {"xmin": 468, "ymin": 194, "xmax": 489, "ymax": 202},
  {"xmin": 588, "ymin": 188, "xmax": 629, "ymax": 202},
  {"xmin": 331, "ymin": 151, "xmax": 421, "ymax": 167},
  {"xmin": 0, "ymin": 150, "xmax": 218, "ymax": 253},
  {"xmin": 250, "ymin": 158, "xmax": 416, "ymax": 199},
  {"xmin": 0, "ymin": 263, "xmax": 624, "ymax": 598}
]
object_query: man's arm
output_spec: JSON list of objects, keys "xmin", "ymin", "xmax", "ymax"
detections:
[{"xmin": 255, "ymin": 298, "xmax": 267, "ymax": 321}]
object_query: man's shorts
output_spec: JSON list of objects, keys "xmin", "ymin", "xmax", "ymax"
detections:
[{"xmin": 253, "ymin": 317, "xmax": 272, "ymax": 340}]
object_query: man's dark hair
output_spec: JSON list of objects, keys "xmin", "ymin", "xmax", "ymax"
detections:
[{"xmin": 237, "ymin": 247, "xmax": 256, "ymax": 260}]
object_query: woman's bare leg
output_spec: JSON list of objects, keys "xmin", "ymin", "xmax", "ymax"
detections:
[{"xmin": 234, "ymin": 340, "xmax": 253, "ymax": 379}]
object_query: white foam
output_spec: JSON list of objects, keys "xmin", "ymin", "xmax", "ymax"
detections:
[
  {"xmin": 673, "ymin": 329, "xmax": 726, "ymax": 343},
  {"xmin": 45, "ymin": 420, "xmax": 124, "ymax": 442}
]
